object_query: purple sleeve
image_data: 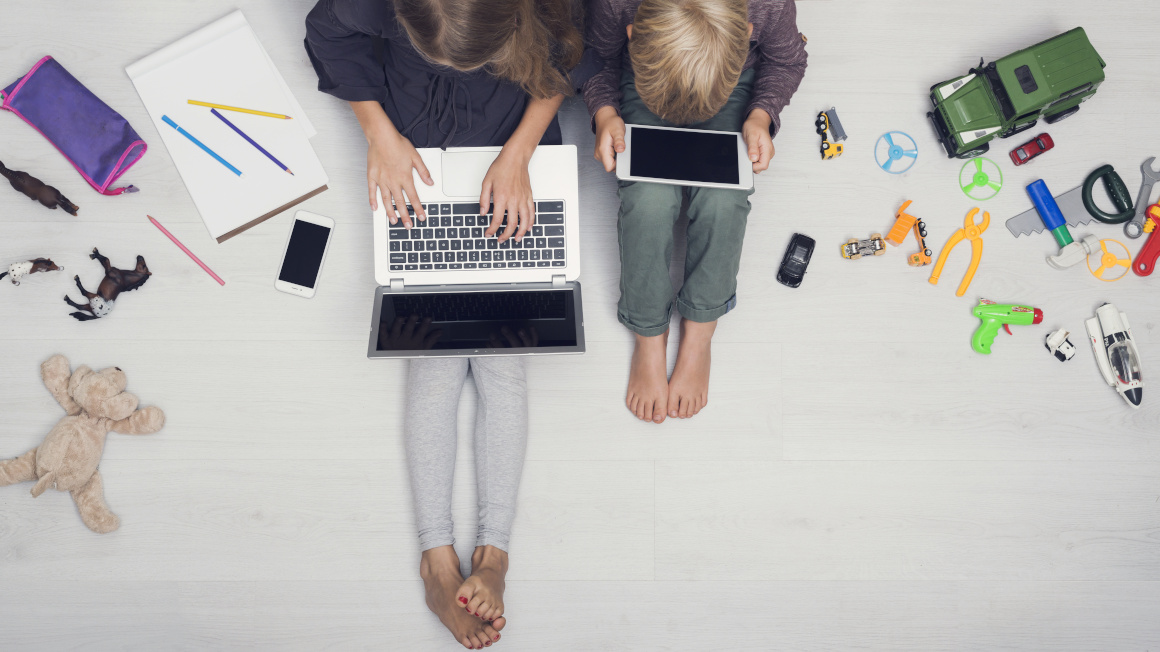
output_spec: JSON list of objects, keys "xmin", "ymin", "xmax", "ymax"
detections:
[
  {"xmin": 749, "ymin": 0, "xmax": 808, "ymax": 137},
  {"xmin": 580, "ymin": 0, "xmax": 629, "ymax": 128},
  {"xmin": 304, "ymin": 0, "xmax": 392, "ymax": 103}
]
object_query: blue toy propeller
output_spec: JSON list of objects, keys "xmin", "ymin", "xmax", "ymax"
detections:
[{"xmin": 875, "ymin": 131, "xmax": 918, "ymax": 174}]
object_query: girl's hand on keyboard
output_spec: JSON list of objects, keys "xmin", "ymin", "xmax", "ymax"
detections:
[
  {"xmin": 367, "ymin": 127, "xmax": 433, "ymax": 228},
  {"xmin": 480, "ymin": 146, "xmax": 535, "ymax": 243}
]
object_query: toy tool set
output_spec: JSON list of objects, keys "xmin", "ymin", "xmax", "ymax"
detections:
[
  {"xmin": 1085, "ymin": 303, "xmax": 1143, "ymax": 408},
  {"xmin": 1124, "ymin": 157, "xmax": 1160, "ymax": 239},
  {"xmin": 1132, "ymin": 203, "xmax": 1160, "ymax": 276},
  {"xmin": 1023, "ymin": 180, "xmax": 1102, "ymax": 271},
  {"xmin": 929, "ymin": 208, "xmax": 989, "ymax": 297}
]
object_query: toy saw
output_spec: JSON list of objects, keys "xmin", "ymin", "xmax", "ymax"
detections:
[{"xmin": 1006, "ymin": 185, "xmax": 1095, "ymax": 237}]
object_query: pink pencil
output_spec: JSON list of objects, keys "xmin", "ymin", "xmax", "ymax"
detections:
[{"xmin": 147, "ymin": 215, "xmax": 226, "ymax": 286}]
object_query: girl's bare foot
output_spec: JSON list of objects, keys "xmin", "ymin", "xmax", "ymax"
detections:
[
  {"xmin": 421, "ymin": 546, "xmax": 504, "ymax": 649},
  {"xmin": 668, "ymin": 319, "xmax": 716, "ymax": 419},
  {"xmin": 626, "ymin": 330, "xmax": 669, "ymax": 423},
  {"xmin": 457, "ymin": 545, "xmax": 510, "ymax": 624}
]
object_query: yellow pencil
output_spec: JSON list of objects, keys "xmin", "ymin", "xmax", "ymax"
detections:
[{"xmin": 187, "ymin": 100, "xmax": 292, "ymax": 120}]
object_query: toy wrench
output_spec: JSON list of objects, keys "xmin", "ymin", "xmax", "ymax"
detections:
[
  {"xmin": 929, "ymin": 207, "xmax": 989, "ymax": 297},
  {"xmin": 1125, "ymin": 157, "xmax": 1160, "ymax": 239},
  {"xmin": 1132, "ymin": 204, "xmax": 1160, "ymax": 276}
]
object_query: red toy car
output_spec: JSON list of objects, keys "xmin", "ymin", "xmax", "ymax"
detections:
[{"xmin": 1010, "ymin": 133, "xmax": 1054, "ymax": 166}]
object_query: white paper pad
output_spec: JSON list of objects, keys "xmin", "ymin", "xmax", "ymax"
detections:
[{"xmin": 127, "ymin": 11, "xmax": 328, "ymax": 242}]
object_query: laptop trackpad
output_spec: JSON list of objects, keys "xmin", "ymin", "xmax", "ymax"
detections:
[{"xmin": 442, "ymin": 151, "xmax": 500, "ymax": 198}]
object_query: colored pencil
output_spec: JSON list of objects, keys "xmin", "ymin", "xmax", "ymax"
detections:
[
  {"xmin": 188, "ymin": 100, "xmax": 292, "ymax": 120},
  {"xmin": 147, "ymin": 215, "xmax": 226, "ymax": 286},
  {"xmin": 211, "ymin": 108, "xmax": 294, "ymax": 175},
  {"xmin": 161, "ymin": 115, "xmax": 243, "ymax": 177}
]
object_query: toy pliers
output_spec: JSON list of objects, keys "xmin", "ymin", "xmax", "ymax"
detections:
[{"xmin": 929, "ymin": 207, "xmax": 990, "ymax": 296}]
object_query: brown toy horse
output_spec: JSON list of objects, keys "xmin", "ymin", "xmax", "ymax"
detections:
[
  {"xmin": 64, "ymin": 248, "xmax": 151, "ymax": 321},
  {"xmin": 2, "ymin": 258, "xmax": 63, "ymax": 285},
  {"xmin": 0, "ymin": 159, "xmax": 79, "ymax": 215}
]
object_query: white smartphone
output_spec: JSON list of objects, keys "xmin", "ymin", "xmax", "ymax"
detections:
[
  {"xmin": 616, "ymin": 124, "xmax": 753, "ymax": 190},
  {"xmin": 274, "ymin": 211, "xmax": 335, "ymax": 298}
]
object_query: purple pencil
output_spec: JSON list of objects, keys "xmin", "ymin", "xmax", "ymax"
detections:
[{"xmin": 210, "ymin": 108, "xmax": 294, "ymax": 175}]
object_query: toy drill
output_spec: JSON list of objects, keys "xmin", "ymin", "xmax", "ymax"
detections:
[{"xmin": 971, "ymin": 299, "xmax": 1042, "ymax": 354}]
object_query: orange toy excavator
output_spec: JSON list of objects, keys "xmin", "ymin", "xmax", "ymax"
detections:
[{"xmin": 885, "ymin": 200, "xmax": 933, "ymax": 267}]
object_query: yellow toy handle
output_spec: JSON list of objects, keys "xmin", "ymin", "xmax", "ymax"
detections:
[
  {"xmin": 928, "ymin": 230, "xmax": 964, "ymax": 286},
  {"xmin": 957, "ymin": 237, "xmax": 984, "ymax": 296}
]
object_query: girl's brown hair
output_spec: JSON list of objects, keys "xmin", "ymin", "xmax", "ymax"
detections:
[{"xmin": 394, "ymin": 0, "xmax": 584, "ymax": 99}]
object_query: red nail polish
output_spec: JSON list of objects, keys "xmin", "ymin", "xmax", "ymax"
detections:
[{"xmin": 459, "ymin": 597, "xmax": 468, "ymax": 604}]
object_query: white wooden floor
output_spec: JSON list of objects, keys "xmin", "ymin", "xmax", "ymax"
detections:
[{"xmin": 3, "ymin": 1, "xmax": 1160, "ymax": 649}]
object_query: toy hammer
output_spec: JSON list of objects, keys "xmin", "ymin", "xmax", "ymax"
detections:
[{"xmin": 1026, "ymin": 180, "xmax": 1101, "ymax": 270}]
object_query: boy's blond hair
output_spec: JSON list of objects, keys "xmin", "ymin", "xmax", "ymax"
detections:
[{"xmin": 628, "ymin": 0, "xmax": 750, "ymax": 125}]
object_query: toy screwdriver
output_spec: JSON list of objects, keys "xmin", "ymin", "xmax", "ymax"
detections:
[{"xmin": 929, "ymin": 207, "xmax": 989, "ymax": 296}]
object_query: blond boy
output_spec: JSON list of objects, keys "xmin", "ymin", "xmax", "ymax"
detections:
[{"xmin": 583, "ymin": 0, "xmax": 807, "ymax": 422}]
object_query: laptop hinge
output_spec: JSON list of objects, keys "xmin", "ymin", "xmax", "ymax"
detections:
[
  {"xmin": 551, "ymin": 274, "xmax": 566, "ymax": 287},
  {"xmin": 389, "ymin": 278, "xmax": 405, "ymax": 291}
]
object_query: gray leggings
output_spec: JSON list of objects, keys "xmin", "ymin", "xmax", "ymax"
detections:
[{"xmin": 405, "ymin": 356, "xmax": 529, "ymax": 552}]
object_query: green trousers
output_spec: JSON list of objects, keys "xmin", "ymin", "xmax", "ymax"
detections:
[{"xmin": 616, "ymin": 69, "xmax": 756, "ymax": 337}]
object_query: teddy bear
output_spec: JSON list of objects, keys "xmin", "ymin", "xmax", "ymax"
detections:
[{"xmin": 0, "ymin": 355, "xmax": 165, "ymax": 533}]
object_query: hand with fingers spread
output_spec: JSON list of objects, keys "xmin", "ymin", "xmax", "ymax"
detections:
[
  {"xmin": 480, "ymin": 147, "xmax": 535, "ymax": 243},
  {"xmin": 593, "ymin": 105, "xmax": 626, "ymax": 172},
  {"xmin": 742, "ymin": 108, "xmax": 775, "ymax": 174},
  {"xmin": 367, "ymin": 129, "xmax": 434, "ymax": 229},
  {"xmin": 351, "ymin": 100, "xmax": 434, "ymax": 229}
]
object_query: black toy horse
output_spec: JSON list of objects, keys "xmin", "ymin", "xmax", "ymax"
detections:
[
  {"xmin": 2, "ymin": 257, "xmax": 63, "ymax": 285},
  {"xmin": 0, "ymin": 159, "xmax": 78, "ymax": 215},
  {"xmin": 64, "ymin": 248, "xmax": 151, "ymax": 321}
]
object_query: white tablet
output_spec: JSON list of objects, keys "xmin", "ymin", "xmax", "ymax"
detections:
[{"xmin": 616, "ymin": 124, "xmax": 753, "ymax": 190}]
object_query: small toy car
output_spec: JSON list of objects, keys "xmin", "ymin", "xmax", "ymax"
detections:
[
  {"xmin": 777, "ymin": 233, "xmax": 815, "ymax": 287},
  {"xmin": 815, "ymin": 108, "xmax": 846, "ymax": 160},
  {"xmin": 841, "ymin": 234, "xmax": 886, "ymax": 260},
  {"xmin": 1044, "ymin": 328, "xmax": 1076, "ymax": 362},
  {"xmin": 1010, "ymin": 133, "xmax": 1054, "ymax": 166}
]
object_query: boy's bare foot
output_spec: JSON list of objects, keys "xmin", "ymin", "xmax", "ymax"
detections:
[
  {"xmin": 421, "ymin": 546, "xmax": 504, "ymax": 649},
  {"xmin": 626, "ymin": 330, "xmax": 669, "ymax": 423},
  {"xmin": 668, "ymin": 319, "xmax": 716, "ymax": 419},
  {"xmin": 457, "ymin": 545, "xmax": 509, "ymax": 625}
]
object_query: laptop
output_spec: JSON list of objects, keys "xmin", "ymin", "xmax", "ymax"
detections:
[{"xmin": 368, "ymin": 145, "xmax": 585, "ymax": 359}]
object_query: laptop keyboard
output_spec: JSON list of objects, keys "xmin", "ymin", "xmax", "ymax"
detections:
[
  {"xmin": 388, "ymin": 201, "xmax": 567, "ymax": 271},
  {"xmin": 392, "ymin": 291, "xmax": 567, "ymax": 322}
]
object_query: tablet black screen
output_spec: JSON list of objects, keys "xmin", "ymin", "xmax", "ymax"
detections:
[{"xmin": 629, "ymin": 127, "xmax": 740, "ymax": 184}]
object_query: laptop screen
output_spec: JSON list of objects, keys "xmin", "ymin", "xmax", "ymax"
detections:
[{"xmin": 374, "ymin": 288, "xmax": 580, "ymax": 353}]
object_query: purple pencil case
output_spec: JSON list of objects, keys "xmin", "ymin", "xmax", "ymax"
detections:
[{"xmin": 1, "ymin": 56, "xmax": 146, "ymax": 195}]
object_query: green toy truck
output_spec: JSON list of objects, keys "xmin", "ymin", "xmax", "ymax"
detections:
[{"xmin": 928, "ymin": 27, "xmax": 1106, "ymax": 159}]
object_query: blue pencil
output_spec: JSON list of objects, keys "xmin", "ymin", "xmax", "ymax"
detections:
[
  {"xmin": 211, "ymin": 108, "xmax": 294, "ymax": 176},
  {"xmin": 161, "ymin": 115, "xmax": 242, "ymax": 177}
]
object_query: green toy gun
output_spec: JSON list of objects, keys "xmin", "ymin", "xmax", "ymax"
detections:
[{"xmin": 972, "ymin": 299, "xmax": 1043, "ymax": 354}]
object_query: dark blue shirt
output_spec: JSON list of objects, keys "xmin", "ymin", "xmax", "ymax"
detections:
[{"xmin": 305, "ymin": 0, "xmax": 599, "ymax": 148}]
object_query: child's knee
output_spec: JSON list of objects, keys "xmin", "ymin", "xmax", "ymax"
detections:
[{"xmin": 618, "ymin": 183, "xmax": 681, "ymax": 230}]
